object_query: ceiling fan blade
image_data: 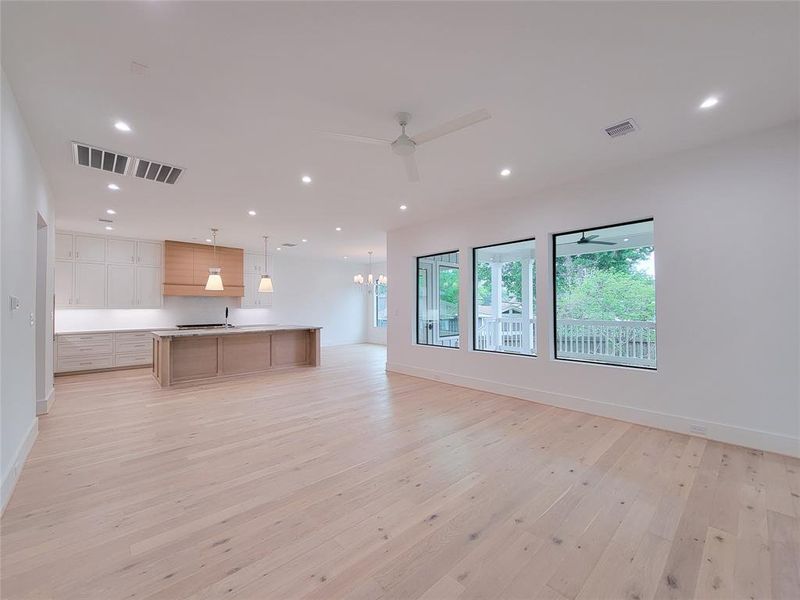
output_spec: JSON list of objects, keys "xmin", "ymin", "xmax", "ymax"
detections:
[
  {"xmin": 587, "ymin": 240, "xmax": 616, "ymax": 245},
  {"xmin": 403, "ymin": 154, "xmax": 420, "ymax": 183},
  {"xmin": 411, "ymin": 108, "xmax": 491, "ymax": 146},
  {"xmin": 320, "ymin": 131, "xmax": 392, "ymax": 145},
  {"xmin": 583, "ymin": 234, "xmax": 599, "ymax": 241}
]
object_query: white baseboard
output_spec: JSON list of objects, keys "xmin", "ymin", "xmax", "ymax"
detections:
[
  {"xmin": 36, "ymin": 386, "xmax": 55, "ymax": 416},
  {"xmin": 1, "ymin": 417, "xmax": 39, "ymax": 514},
  {"xmin": 386, "ymin": 362, "xmax": 799, "ymax": 458}
]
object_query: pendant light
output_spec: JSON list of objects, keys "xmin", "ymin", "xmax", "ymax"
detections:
[
  {"xmin": 204, "ymin": 228, "xmax": 224, "ymax": 291},
  {"xmin": 258, "ymin": 235, "xmax": 274, "ymax": 293}
]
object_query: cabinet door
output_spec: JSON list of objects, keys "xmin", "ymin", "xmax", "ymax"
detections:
[
  {"xmin": 74, "ymin": 235, "xmax": 106, "ymax": 262},
  {"xmin": 136, "ymin": 266, "xmax": 162, "ymax": 308},
  {"xmin": 107, "ymin": 239, "xmax": 136, "ymax": 264},
  {"xmin": 245, "ymin": 253, "xmax": 263, "ymax": 275},
  {"xmin": 164, "ymin": 241, "xmax": 194, "ymax": 285},
  {"xmin": 137, "ymin": 241, "xmax": 162, "ymax": 267},
  {"xmin": 106, "ymin": 264, "xmax": 136, "ymax": 308},
  {"xmin": 55, "ymin": 260, "xmax": 74, "ymax": 307},
  {"xmin": 55, "ymin": 232, "xmax": 74, "ymax": 260},
  {"xmin": 74, "ymin": 262, "xmax": 106, "ymax": 307}
]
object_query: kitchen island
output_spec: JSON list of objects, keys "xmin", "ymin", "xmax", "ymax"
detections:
[{"xmin": 151, "ymin": 325, "xmax": 321, "ymax": 387}]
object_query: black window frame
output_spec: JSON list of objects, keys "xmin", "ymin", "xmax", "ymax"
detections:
[
  {"xmin": 374, "ymin": 281, "xmax": 387, "ymax": 328},
  {"xmin": 472, "ymin": 236, "xmax": 537, "ymax": 357},
  {"xmin": 551, "ymin": 217, "xmax": 656, "ymax": 370},
  {"xmin": 416, "ymin": 250, "xmax": 460, "ymax": 349}
]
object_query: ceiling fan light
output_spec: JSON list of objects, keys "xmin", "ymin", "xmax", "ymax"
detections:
[
  {"xmin": 258, "ymin": 275, "xmax": 273, "ymax": 293},
  {"xmin": 205, "ymin": 267, "xmax": 224, "ymax": 291}
]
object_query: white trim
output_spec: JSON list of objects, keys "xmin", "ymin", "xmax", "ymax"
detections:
[
  {"xmin": 1, "ymin": 418, "xmax": 39, "ymax": 514},
  {"xmin": 386, "ymin": 362, "xmax": 800, "ymax": 458},
  {"xmin": 36, "ymin": 386, "xmax": 55, "ymax": 416}
]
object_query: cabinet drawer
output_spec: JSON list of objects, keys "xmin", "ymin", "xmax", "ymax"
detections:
[
  {"xmin": 57, "ymin": 356, "xmax": 114, "ymax": 373},
  {"xmin": 58, "ymin": 333, "xmax": 113, "ymax": 347},
  {"xmin": 58, "ymin": 343, "xmax": 113, "ymax": 359},
  {"xmin": 115, "ymin": 331, "xmax": 152, "ymax": 343},
  {"xmin": 115, "ymin": 339, "xmax": 152, "ymax": 353},
  {"xmin": 114, "ymin": 350, "xmax": 152, "ymax": 367}
]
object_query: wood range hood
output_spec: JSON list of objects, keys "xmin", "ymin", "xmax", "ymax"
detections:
[{"xmin": 163, "ymin": 240, "xmax": 244, "ymax": 297}]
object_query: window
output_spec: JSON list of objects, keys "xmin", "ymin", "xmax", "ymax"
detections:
[
  {"xmin": 473, "ymin": 238, "xmax": 536, "ymax": 356},
  {"xmin": 553, "ymin": 219, "xmax": 656, "ymax": 369},
  {"xmin": 417, "ymin": 251, "xmax": 459, "ymax": 347},
  {"xmin": 374, "ymin": 282, "xmax": 387, "ymax": 328}
]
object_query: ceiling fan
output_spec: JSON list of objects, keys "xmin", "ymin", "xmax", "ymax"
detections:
[
  {"xmin": 323, "ymin": 109, "xmax": 491, "ymax": 182},
  {"xmin": 576, "ymin": 232, "xmax": 616, "ymax": 246}
]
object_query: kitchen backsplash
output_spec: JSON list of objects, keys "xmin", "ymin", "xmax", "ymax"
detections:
[{"xmin": 55, "ymin": 296, "xmax": 273, "ymax": 331}]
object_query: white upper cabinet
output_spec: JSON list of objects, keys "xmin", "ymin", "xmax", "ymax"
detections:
[
  {"xmin": 136, "ymin": 266, "xmax": 162, "ymax": 308},
  {"xmin": 55, "ymin": 232, "xmax": 74, "ymax": 260},
  {"xmin": 137, "ymin": 241, "xmax": 162, "ymax": 267},
  {"xmin": 107, "ymin": 239, "xmax": 136, "ymax": 264},
  {"xmin": 244, "ymin": 252, "xmax": 263, "ymax": 275},
  {"xmin": 56, "ymin": 231, "xmax": 163, "ymax": 309},
  {"xmin": 106, "ymin": 264, "xmax": 136, "ymax": 307},
  {"xmin": 74, "ymin": 262, "xmax": 106, "ymax": 307},
  {"xmin": 55, "ymin": 260, "xmax": 74, "ymax": 307},
  {"xmin": 74, "ymin": 235, "xmax": 106, "ymax": 262}
]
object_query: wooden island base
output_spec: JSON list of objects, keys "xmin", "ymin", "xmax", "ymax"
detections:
[{"xmin": 152, "ymin": 326, "xmax": 321, "ymax": 387}]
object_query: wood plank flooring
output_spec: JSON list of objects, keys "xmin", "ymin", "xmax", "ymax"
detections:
[{"xmin": 2, "ymin": 344, "xmax": 798, "ymax": 599}]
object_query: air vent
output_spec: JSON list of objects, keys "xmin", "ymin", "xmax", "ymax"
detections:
[
  {"xmin": 604, "ymin": 119, "xmax": 639, "ymax": 138},
  {"xmin": 98, "ymin": 218, "xmax": 113, "ymax": 224},
  {"xmin": 72, "ymin": 142, "xmax": 131, "ymax": 175},
  {"xmin": 132, "ymin": 157, "xmax": 183, "ymax": 185},
  {"xmin": 282, "ymin": 243, "xmax": 297, "ymax": 247}
]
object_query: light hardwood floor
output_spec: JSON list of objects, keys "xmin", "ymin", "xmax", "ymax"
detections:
[{"xmin": 2, "ymin": 344, "xmax": 798, "ymax": 599}]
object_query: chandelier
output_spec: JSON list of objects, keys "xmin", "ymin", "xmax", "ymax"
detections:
[{"xmin": 353, "ymin": 251, "xmax": 387, "ymax": 288}]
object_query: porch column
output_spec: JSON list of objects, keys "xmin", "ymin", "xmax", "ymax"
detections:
[
  {"xmin": 491, "ymin": 260, "xmax": 502, "ymax": 350},
  {"xmin": 521, "ymin": 255, "xmax": 532, "ymax": 354}
]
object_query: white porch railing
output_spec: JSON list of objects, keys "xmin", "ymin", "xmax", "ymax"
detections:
[
  {"xmin": 556, "ymin": 319, "xmax": 656, "ymax": 368},
  {"xmin": 476, "ymin": 316, "xmax": 657, "ymax": 367},
  {"xmin": 476, "ymin": 316, "xmax": 536, "ymax": 354}
]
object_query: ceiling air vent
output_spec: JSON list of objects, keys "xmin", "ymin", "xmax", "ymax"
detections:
[
  {"xmin": 132, "ymin": 157, "xmax": 184, "ymax": 185},
  {"xmin": 604, "ymin": 119, "xmax": 638, "ymax": 138},
  {"xmin": 72, "ymin": 142, "xmax": 131, "ymax": 175},
  {"xmin": 282, "ymin": 243, "xmax": 297, "ymax": 247}
]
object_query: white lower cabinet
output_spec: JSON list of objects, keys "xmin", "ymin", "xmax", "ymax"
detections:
[
  {"xmin": 75, "ymin": 262, "xmax": 106, "ymax": 307},
  {"xmin": 56, "ymin": 331, "xmax": 155, "ymax": 373}
]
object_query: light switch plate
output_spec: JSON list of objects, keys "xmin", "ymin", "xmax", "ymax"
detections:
[{"xmin": 9, "ymin": 295, "xmax": 20, "ymax": 310}]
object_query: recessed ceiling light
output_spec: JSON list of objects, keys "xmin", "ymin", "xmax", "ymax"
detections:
[
  {"xmin": 700, "ymin": 96, "xmax": 719, "ymax": 109},
  {"xmin": 301, "ymin": 238, "xmax": 308, "ymax": 243},
  {"xmin": 343, "ymin": 256, "xmax": 348, "ymax": 259},
  {"xmin": 335, "ymin": 227, "xmax": 342, "ymax": 231},
  {"xmin": 106, "ymin": 208, "xmax": 116, "ymax": 215},
  {"xmin": 105, "ymin": 226, "xmax": 114, "ymax": 231},
  {"xmin": 277, "ymin": 247, "xmax": 282, "ymax": 251},
  {"xmin": 500, "ymin": 168, "xmax": 512, "ymax": 177},
  {"xmin": 623, "ymin": 238, "xmax": 630, "ymax": 242},
  {"xmin": 248, "ymin": 210, "xmax": 256, "ymax": 216},
  {"xmin": 205, "ymin": 238, "xmax": 212, "ymax": 243},
  {"xmin": 400, "ymin": 204, "xmax": 408, "ymax": 210},
  {"xmin": 301, "ymin": 175, "xmax": 312, "ymax": 184},
  {"xmin": 107, "ymin": 183, "xmax": 120, "ymax": 191},
  {"xmin": 114, "ymin": 121, "xmax": 131, "ymax": 132}
]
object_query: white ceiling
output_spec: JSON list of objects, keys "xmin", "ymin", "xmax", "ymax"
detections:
[{"xmin": 2, "ymin": 1, "xmax": 798, "ymax": 261}]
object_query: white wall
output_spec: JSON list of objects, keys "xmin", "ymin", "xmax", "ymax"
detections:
[
  {"xmin": 366, "ymin": 261, "xmax": 387, "ymax": 345},
  {"xmin": 1, "ymin": 71, "xmax": 56, "ymax": 510},
  {"xmin": 387, "ymin": 123, "xmax": 800, "ymax": 457},
  {"xmin": 55, "ymin": 254, "xmax": 367, "ymax": 347}
]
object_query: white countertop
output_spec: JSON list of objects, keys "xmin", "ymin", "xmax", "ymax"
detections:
[
  {"xmin": 56, "ymin": 327, "xmax": 173, "ymax": 335},
  {"xmin": 151, "ymin": 325, "xmax": 321, "ymax": 338}
]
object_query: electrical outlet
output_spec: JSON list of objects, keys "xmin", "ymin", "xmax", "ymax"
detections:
[{"xmin": 689, "ymin": 424, "xmax": 707, "ymax": 436}]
